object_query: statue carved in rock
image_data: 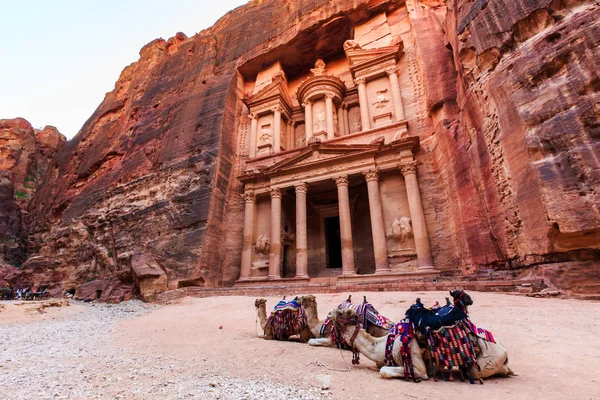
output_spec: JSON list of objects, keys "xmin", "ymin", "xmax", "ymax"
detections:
[
  {"xmin": 372, "ymin": 89, "xmax": 390, "ymax": 110},
  {"xmin": 259, "ymin": 124, "xmax": 272, "ymax": 144},
  {"xmin": 391, "ymin": 217, "xmax": 413, "ymax": 243},
  {"xmin": 313, "ymin": 111, "xmax": 326, "ymax": 133},
  {"xmin": 254, "ymin": 234, "xmax": 270, "ymax": 254},
  {"xmin": 310, "ymin": 59, "xmax": 326, "ymax": 76},
  {"xmin": 350, "ymin": 112, "xmax": 361, "ymax": 133},
  {"xmin": 343, "ymin": 40, "xmax": 363, "ymax": 51}
]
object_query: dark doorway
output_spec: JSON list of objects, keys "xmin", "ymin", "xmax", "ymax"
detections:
[{"xmin": 325, "ymin": 216, "xmax": 342, "ymax": 269}]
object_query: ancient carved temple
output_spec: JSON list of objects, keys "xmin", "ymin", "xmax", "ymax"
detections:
[{"xmin": 236, "ymin": 24, "xmax": 439, "ymax": 285}]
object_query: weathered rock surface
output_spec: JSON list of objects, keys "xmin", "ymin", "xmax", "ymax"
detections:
[
  {"xmin": 0, "ymin": 118, "xmax": 65, "ymax": 269},
  {"xmin": 8, "ymin": 0, "xmax": 597, "ymax": 300}
]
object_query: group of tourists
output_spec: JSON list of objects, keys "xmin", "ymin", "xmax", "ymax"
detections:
[
  {"xmin": 0, "ymin": 283, "xmax": 49, "ymax": 301},
  {"xmin": 255, "ymin": 290, "xmax": 514, "ymax": 384}
]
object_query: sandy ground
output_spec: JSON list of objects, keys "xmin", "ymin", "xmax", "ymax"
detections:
[{"xmin": 1, "ymin": 291, "xmax": 599, "ymax": 400}]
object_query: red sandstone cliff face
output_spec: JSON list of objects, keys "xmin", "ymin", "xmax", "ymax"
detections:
[
  {"xmin": 25, "ymin": 0, "xmax": 405, "ymax": 301},
  {"xmin": 17, "ymin": 0, "xmax": 599, "ymax": 301},
  {"xmin": 0, "ymin": 118, "xmax": 66, "ymax": 268},
  {"xmin": 438, "ymin": 0, "xmax": 600, "ymax": 296}
]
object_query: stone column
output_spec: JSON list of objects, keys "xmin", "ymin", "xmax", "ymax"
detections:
[
  {"xmin": 288, "ymin": 120, "xmax": 294, "ymax": 150},
  {"xmin": 240, "ymin": 191, "xmax": 256, "ymax": 280},
  {"xmin": 248, "ymin": 113, "xmax": 258, "ymax": 158},
  {"xmin": 400, "ymin": 162, "xmax": 435, "ymax": 271},
  {"xmin": 325, "ymin": 94, "xmax": 335, "ymax": 141},
  {"xmin": 342, "ymin": 106, "xmax": 350, "ymax": 136},
  {"xmin": 295, "ymin": 183, "xmax": 309, "ymax": 279},
  {"xmin": 273, "ymin": 106, "xmax": 282, "ymax": 154},
  {"xmin": 303, "ymin": 101, "xmax": 313, "ymax": 144},
  {"xmin": 386, "ymin": 67, "xmax": 406, "ymax": 121},
  {"xmin": 268, "ymin": 188, "xmax": 282, "ymax": 279},
  {"xmin": 338, "ymin": 105, "xmax": 345, "ymax": 136},
  {"xmin": 355, "ymin": 78, "xmax": 370, "ymax": 131},
  {"xmin": 363, "ymin": 170, "xmax": 391, "ymax": 274},
  {"xmin": 334, "ymin": 176, "xmax": 356, "ymax": 276}
]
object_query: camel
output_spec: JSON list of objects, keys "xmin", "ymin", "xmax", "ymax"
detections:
[
  {"xmin": 254, "ymin": 297, "xmax": 313, "ymax": 342},
  {"xmin": 334, "ymin": 307, "xmax": 514, "ymax": 382},
  {"xmin": 333, "ymin": 308, "xmax": 429, "ymax": 381},
  {"xmin": 297, "ymin": 295, "xmax": 391, "ymax": 347}
]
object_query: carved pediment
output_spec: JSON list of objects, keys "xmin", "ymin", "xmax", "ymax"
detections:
[
  {"xmin": 263, "ymin": 140, "xmax": 381, "ymax": 175},
  {"xmin": 244, "ymin": 74, "xmax": 293, "ymax": 115},
  {"xmin": 345, "ymin": 43, "xmax": 404, "ymax": 78}
]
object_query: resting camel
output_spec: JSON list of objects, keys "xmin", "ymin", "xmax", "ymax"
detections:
[
  {"xmin": 254, "ymin": 298, "xmax": 312, "ymax": 342},
  {"xmin": 333, "ymin": 308, "xmax": 429, "ymax": 381},
  {"xmin": 297, "ymin": 294, "xmax": 391, "ymax": 347},
  {"xmin": 334, "ymin": 298, "xmax": 514, "ymax": 382},
  {"xmin": 404, "ymin": 290, "xmax": 514, "ymax": 380}
]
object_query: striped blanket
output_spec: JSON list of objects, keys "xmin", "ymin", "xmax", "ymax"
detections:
[
  {"xmin": 466, "ymin": 320, "xmax": 496, "ymax": 343},
  {"xmin": 384, "ymin": 320, "xmax": 418, "ymax": 381},
  {"xmin": 320, "ymin": 299, "xmax": 394, "ymax": 342},
  {"xmin": 266, "ymin": 298, "xmax": 308, "ymax": 341}
]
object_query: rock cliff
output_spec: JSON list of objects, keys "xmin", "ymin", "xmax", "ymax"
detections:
[
  {"xmin": 8, "ymin": 0, "xmax": 598, "ymax": 301},
  {"xmin": 0, "ymin": 118, "xmax": 66, "ymax": 269}
]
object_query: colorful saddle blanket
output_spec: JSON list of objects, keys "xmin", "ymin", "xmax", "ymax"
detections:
[
  {"xmin": 384, "ymin": 320, "xmax": 417, "ymax": 380},
  {"xmin": 427, "ymin": 322, "xmax": 478, "ymax": 370},
  {"xmin": 266, "ymin": 298, "xmax": 308, "ymax": 341},
  {"xmin": 319, "ymin": 300, "xmax": 394, "ymax": 339},
  {"xmin": 466, "ymin": 320, "xmax": 496, "ymax": 343}
]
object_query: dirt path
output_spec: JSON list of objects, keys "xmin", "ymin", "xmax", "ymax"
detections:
[{"xmin": 1, "ymin": 292, "xmax": 599, "ymax": 399}]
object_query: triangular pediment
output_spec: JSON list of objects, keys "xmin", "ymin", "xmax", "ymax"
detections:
[
  {"xmin": 264, "ymin": 142, "xmax": 381, "ymax": 174},
  {"xmin": 244, "ymin": 75, "xmax": 293, "ymax": 111},
  {"xmin": 346, "ymin": 44, "xmax": 403, "ymax": 70}
]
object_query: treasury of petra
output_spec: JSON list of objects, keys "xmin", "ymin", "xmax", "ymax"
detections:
[{"xmin": 0, "ymin": 0, "xmax": 598, "ymax": 303}]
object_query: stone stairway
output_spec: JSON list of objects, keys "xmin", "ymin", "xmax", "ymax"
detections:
[{"xmin": 156, "ymin": 276, "xmax": 547, "ymax": 303}]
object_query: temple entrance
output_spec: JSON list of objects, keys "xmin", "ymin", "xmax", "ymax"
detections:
[{"xmin": 325, "ymin": 216, "xmax": 342, "ymax": 269}]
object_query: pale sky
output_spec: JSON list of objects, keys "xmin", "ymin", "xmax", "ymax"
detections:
[{"xmin": 0, "ymin": 0, "xmax": 248, "ymax": 140}]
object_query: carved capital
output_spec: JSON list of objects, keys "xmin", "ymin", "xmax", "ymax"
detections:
[
  {"xmin": 242, "ymin": 191, "xmax": 256, "ymax": 203},
  {"xmin": 325, "ymin": 92, "xmax": 336, "ymax": 100},
  {"xmin": 334, "ymin": 175, "xmax": 349, "ymax": 187},
  {"xmin": 399, "ymin": 161, "xmax": 417, "ymax": 176},
  {"xmin": 295, "ymin": 182, "xmax": 308, "ymax": 195},
  {"xmin": 363, "ymin": 169, "xmax": 380, "ymax": 182},
  {"xmin": 248, "ymin": 113, "xmax": 258, "ymax": 120},
  {"xmin": 385, "ymin": 66, "xmax": 400, "ymax": 77},
  {"xmin": 271, "ymin": 105, "xmax": 283, "ymax": 114},
  {"xmin": 302, "ymin": 101, "xmax": 312, "ymax": 108},
  {"xmin": 354, "ymin": 77, "xmax": 367, "ymax": 86},
  {"xmin": 269, "ymin": 188, "xmax": 282, "ymax": 199}
]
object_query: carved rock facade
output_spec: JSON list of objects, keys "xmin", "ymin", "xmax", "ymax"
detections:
[{"xmin": 8, "ymin": 0, "xmax": 598, "ymax": 300}]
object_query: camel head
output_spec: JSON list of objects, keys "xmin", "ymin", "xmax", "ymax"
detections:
[
  {"xmin": 297, "ymin": 294, "xmax": 316, "ymax": 308},
  {"xmin": 254, "ymin": 298, "xmax": 267, "ymax": 309},
  {"xmin": 334, "ymin": 308, "xmax": 361, "ymax": 329},
  {"xmin": 450, "ymin": 290, "xmax": 473, "ymax": 308}
]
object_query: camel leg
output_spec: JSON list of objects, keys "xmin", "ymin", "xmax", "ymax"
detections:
[
  {"xmin": 380, "ymin": 366, "xmax": 406, "ymax": 379},
  {"xmin": 308, "ymin": 338, "xmax": 333, "ymax": 346}
]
